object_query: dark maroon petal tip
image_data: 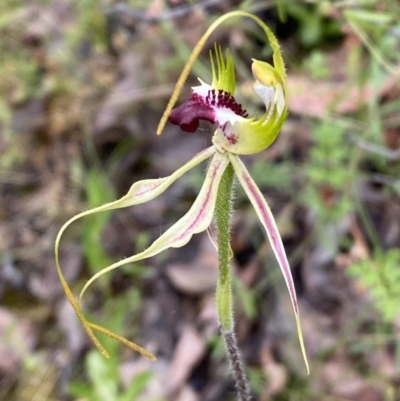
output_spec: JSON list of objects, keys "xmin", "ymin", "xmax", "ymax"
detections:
[{"xmin": 168, "ymin": 93, "xmax": 216, "ymax": 133}]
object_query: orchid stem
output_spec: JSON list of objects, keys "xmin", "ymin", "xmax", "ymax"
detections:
[{"xmin": 215, "ymin": 162, "xmax": 251, "ymax": 401}]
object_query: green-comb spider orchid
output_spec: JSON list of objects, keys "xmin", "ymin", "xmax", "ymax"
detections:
[{"xmin": 55, "ymin": 10, "xmax": 309, "ymax": 378}]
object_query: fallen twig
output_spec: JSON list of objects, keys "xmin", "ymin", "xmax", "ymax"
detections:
[{"xmin": 105, "ymin": 0, "xmax": 225, "ymax": 23}]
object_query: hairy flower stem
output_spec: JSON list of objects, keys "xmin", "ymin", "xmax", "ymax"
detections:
[
  {"xmin": 222, "ymin": 329, "xmax": 250, "ymax": 400},
  {"xmin": 215, "ymin": 163, "xmax": 251, "ymax": 401}
]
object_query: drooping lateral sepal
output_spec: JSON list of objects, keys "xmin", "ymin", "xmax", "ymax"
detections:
[
  {"xmin": 79, "ymin": 150, "xmax": 230, "ymax": 304},
  {"xmin": 54, "ymin": 146, "xmax": 216, "ymax": 359},
  {"xmin": 229, "ymin": 154, "xmax": 309, "ymax": 374}
]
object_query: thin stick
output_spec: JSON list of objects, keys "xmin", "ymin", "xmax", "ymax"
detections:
[{"xmin": 105, "ymin": 0, "xmax": 224, "ymax": 23}]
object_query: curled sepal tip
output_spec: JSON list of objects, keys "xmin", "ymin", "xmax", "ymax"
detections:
[
  {"xmin": 88, "ymin": 323, "xmax": 156, "ymax": 360},
  {"xmin": 229, "ymin": 154, "xmax": 309, "ymax": 374},
  {"xmin": 54, "ymin": 147, "xmax": 216, "ymax": 359}
]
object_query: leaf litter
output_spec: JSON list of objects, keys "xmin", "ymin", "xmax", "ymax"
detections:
[{"xmin": 1, "ymin": 1, "xmax": 400, "ymax": 400}]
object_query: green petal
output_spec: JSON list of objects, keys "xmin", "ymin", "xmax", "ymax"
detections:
[
  {"xmin": 230, "ymin": 154, "xmax": 309, "ymax": 374},
  {"xmin": 54, "ymin": 146, "xmax": 215, "ymax": 358},
  {"xmin": 212, "ymin": 107, "xmax": 287, "ymax": 155},
  {"xmin": 80, "ymin": 151, "xmax": 229, "ymax": 299}
]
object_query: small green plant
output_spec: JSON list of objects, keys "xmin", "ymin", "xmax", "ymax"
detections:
[
  {"xmin": 344, "ymin": 7, "xmax": 399, "ymax": 73},
  {"xmin": 81, "ymin": 169, "xmax": 114, "ymax": 289},
  {"xmin": 285, "ymin": 2, "xmax": 342, "ymax": 48},
  {"xmin": 248, "ymin": 158, "xmax": 294, "ymax": 194},
  {"xmin": 69, "ymin": 291, "xmax": 159, "ymax": 401},
  {"xmin": 348, "ymin": 249, "xmax": 400, "ymax": 322},
  {"xmin": 247, "ymin": 367, "xmax": 268, "ymax": 398},
  {"xmin": 303, "ymin": 50, "xmax": 331, "ymax": 80},
  {"xmin": 69, "ymin": 352, "xmax": 155, "ymax": 401},
  {"xmin": 302, "ymin": 121, "xmax": 353, "ymax": 253},
  {"xmin": 71, "ymin": 0, "xmax": 108, "ymax": 50}
]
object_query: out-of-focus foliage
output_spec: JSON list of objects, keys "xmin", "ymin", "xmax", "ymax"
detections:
[
  {"xmin": 349, "ymin": 250, "xmax": 400, "ymax": 323},
  {"xmin": 68, "ymin": 291, "xmax": 160, "ymax": 401},
  {"xmin": 2, "ymin": 0, "xmax": 400, "ymax": 400}
]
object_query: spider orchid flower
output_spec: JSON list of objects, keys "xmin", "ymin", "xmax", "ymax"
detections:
[
  {"xmin": 167, "ymin": 48, "xmax": 287, "ymax": 155},
  {"xmin": 55, "ymin": 11, "xmax": 308, "ymax": 373}
]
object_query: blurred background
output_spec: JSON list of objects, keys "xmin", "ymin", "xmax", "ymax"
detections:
[{"xmin": 1, "ymin": 0, "xmax": 400, "ymax": 400}]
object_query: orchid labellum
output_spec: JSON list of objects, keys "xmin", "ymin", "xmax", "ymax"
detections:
[{"xmin": 55, "ymin": 10, "xmax": 309, "ymax": 376}]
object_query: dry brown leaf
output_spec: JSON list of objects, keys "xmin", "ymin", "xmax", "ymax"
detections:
[
  {"xmin": 366, "ymin": 347, "xmax": 397, "ymax": 380},
  {"xmin": 260, "ymin": 347, "xmax": 287, "ymax": 400},
  {"xmin": 288, "ymin": 75, "xmax": 374, "ymax": 117},
  {"xmin": 288, "ymin": 64, "xmax": 400, "ymax": 118},
  {"xmin": 166, "ymin": 236, "xmax": 218, "ymax": 295},
  {"xmin": 120, "ymin": 357, "xmax": 169, "ymax": 401},
  {"xmin": 164, "ymin": 324, "xmax": 206, "ymax": 398},
  {"xmin": 175, "ymin": 385, "xmax": 200, "ymax": 401},
  {"xmin": 198, "ymin": 293, "xmax": 218, "ymax": 337},
  {"xmin": 319, "ymin": 357, "xmax": 383, "ymax": 400},
  {"xmin": 0, "ymin": 307, "xmax": 38, "ymax": 395}
]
